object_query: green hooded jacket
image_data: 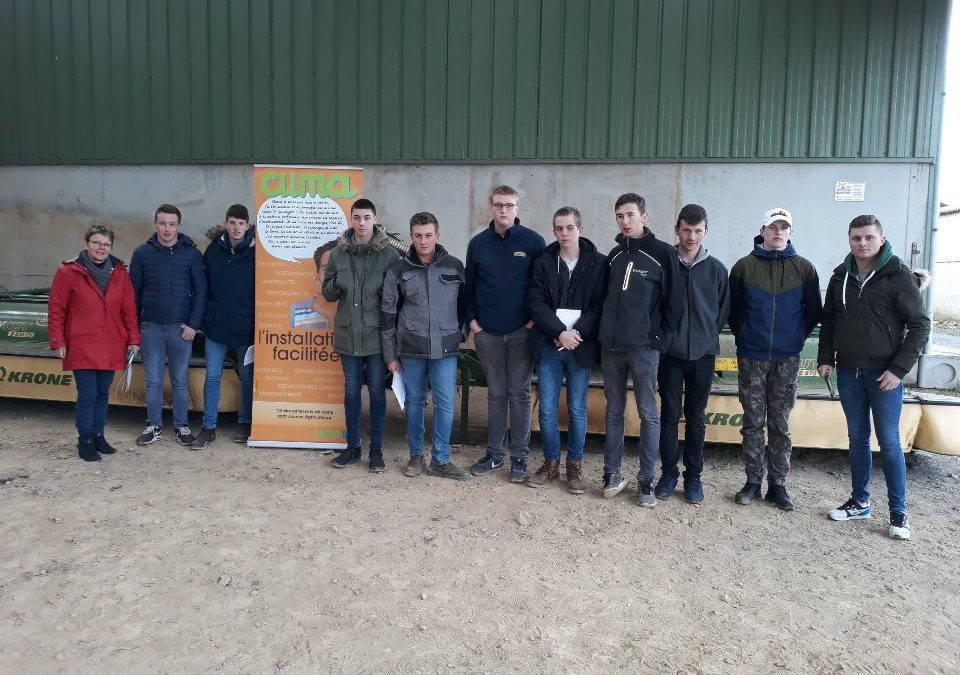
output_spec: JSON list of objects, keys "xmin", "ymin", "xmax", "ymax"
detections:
[{"xmin": 321, "ymin": 227, "xmax": 400, "ymax": 356}]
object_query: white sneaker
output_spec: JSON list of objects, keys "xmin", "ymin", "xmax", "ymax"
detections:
[
  {"xmin": 829, "ymin": 497, "xmax": 872, "ymax": 521},
  {"xmin": 602, "ymin": 474, "xmax": 628, "ymax": 499},
  {"xmin": 888, "ymin": 512, "xmax": 911, "ymax": 540}
]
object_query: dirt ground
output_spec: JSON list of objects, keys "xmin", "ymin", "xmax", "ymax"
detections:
[{"xmin": 1, "ymin": 395, "xmax": 959, "ymax": 675}]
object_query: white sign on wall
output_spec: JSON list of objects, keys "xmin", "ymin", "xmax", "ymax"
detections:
[{"xmin": 835, "ymin": 181, "xmax": 866, "ymax": 202}]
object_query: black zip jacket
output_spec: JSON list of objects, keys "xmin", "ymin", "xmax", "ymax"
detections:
[
  {"xmin": 598, "ymin": 228, "xmax": 681, "ymax": 352},
  {"xmin": 526, "ymin": 237, "xmax": 608, "ymax": 367},
  {"xmin": 817, "ymin": 250, "xmax": 930, "ymax": 379}
]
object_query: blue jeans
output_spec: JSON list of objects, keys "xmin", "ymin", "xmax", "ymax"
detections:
[
  {"xmin": 202, "ymin": 338, "xmax": 253, "ymax": 429},
  {"xmin": 140, "ymin": 322, "xmax": 194, "ymax": 428},
  {"xmin": 73, "ymin": 369, "xmax": 114, "ymax": 439},
  {"xmin": 836, "ymin": 366, "xmax": 907, "ymax": 513},
  {"xmin": 536, "ymin": 348, "xmax": 590, "ymax": 461},
  {"xmin": 602, "ymin": 348, "xmax": 661, "ymax": 485},
  {"xmin": 340, "ymin": 353, "xmax": 386, "ymax": 449},
  {"xmin": 401, "ymin": 356, "xmax": 457, "ymax": 464}
]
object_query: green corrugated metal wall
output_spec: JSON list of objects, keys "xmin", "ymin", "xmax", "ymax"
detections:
[{"xmin": 0, "ymin": 0, "xmax": 948, "ymax": 164}]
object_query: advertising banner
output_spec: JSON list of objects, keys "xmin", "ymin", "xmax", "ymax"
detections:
[{"xmin": 249, "ymin": 165, "xmax": 362, "ymax": 448}]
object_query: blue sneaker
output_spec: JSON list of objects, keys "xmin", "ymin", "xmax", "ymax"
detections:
[
  {"xmin": 654, "ymin": 473, "xmax": 678, "ymax": 500},
  {"xmin": 829, "ymin": 497, "xmax": 872, "ymax": 521},
  {"xmin": 508, "ymin": 459, "xmax": 528, "ymax": 483},
  {"xmin": 683, "ymin": 476, "xmax": 704, "ymax": 504},
  {"xmin": 470, "ymin": 453, "xmax": 505, "ymax": 476}
]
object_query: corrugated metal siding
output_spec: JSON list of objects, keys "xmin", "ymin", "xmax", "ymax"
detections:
[{"xmin": 0, "ymin": 0, "xmax": 949, "ymax": 164}]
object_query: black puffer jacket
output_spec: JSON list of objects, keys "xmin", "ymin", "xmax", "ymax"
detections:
[
  {"xmin": 526, "ymin": 237, "xmax": 608, "ymax": 367},
  {"xmin": 817, "ymin": 245, "xmax": 930, "ymax": 379},
  {"xmin": 201, "ymin": 230, "xmax": 255, "ymax": 346}
]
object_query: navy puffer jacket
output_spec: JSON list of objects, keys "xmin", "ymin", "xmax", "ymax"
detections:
[
  {"xmin": 130, "ymin": 232, "xmax": 207, "ymax": 328},
  {"xmin": 201, "ymin": 230, "xmax": 255, "ymax": 346}
]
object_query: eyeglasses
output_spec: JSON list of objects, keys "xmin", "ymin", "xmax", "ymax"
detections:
[
  {"xmin": 88, "ymin": 240, "xmax": 112, "ymax": 248},
  {"xmin": 491, "ymin": 202, "xmax": 517, "ymax": 210}
]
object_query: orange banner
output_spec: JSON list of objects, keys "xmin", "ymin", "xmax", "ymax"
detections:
[{"xmin": 250, "ymin": 165, "xmax": 362, "ymax": 448}]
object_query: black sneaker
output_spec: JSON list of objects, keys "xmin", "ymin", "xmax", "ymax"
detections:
[
  {"xmin": 470, "ymin": 453, "xmax": 505, "ymax": 476},
  {"xmin": 509, "ymin": 460, "xmax": 528, "ymax": 483},
  {"xmin": 368, "ymin": 448, "xmax": 385, "ymax": 473},
  {"xmin": 232, "ymin": 423, "xmax": 251, "ymax": 444},
  {"xmin": 174, "ymin": 426, "xmax": 195, "ymax": 447},
  {"xmin": 404, "ymin": 455, "xmax": 425, "ymax": 477},
  {"xmin": 683, "ymin": 476, "xmax": 704, "ymax": 504},
  {"xmin": 654, "ymin": 473, "xmax": 678, "ymax": 500},
  {"xmin": 93, "ymin": 435, "xmax": 117, "ymax": 455},
  {"xmin": 765, "ymin": 484, "xmax": 794, "ymax": 511},
  {"xmin": 331, "ymin": 446, "xmax": 361, "ymax": 468},
  {"xmin": 136, "ymin": 424, "xmax": 162, "ymax": 446},
  {"xmin": 428, "ymin": 460, "xmax": 471, "ymax": 480},
  {"xmin": 190, "ymin": 428, "xmax": 216, "ymax": 450},
  {"xmin": 735, "ymin": 481, "xmax": 762, "ymax": 505}
]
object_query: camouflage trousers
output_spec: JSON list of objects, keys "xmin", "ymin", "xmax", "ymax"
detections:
[{"xmin": 737, "ymin": 356, "xmax": 800, "ymax": 486}]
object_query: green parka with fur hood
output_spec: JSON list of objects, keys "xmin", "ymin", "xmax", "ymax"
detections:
[{"xmin": 322, "ymin": 226, "xmax": 400, "ymax": 356}]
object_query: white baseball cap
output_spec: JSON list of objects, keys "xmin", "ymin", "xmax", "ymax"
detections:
[{"xmin": 762, "ymin": 207, "xmax": 793, "ymax": 228}]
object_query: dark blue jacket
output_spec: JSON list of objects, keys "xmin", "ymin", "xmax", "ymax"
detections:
[
  {"xmin": 728, "ymin": 236, "xmax": 822, "ymax": 360},
  {"xmin": 201, "ymin": 230, "xmax": 255, "ymax": 346},
  {"xmin": 527, "ymin": 237, "xmax": 608, "ymax": 367},
  {"xmin": 464, "ymin": 220, "xmax": 545, "ymax": 335},
  {"xmin": 130, "ymin": 232, "xmax": 207, "ymax": 328}
]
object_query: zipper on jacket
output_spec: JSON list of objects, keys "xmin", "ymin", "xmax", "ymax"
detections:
[{"xmin": 622, "ymin": 261, "xmax": 633, "ymax": 291}]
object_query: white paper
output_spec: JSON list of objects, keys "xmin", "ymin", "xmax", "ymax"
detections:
[
  {"xmin": 391, "ymin": 368, "xmax": 406, "ymax": 410},
  {"xmin": 243, "ymin": 346, "xmax": 254, "ymax": 366},
  {"xmin": 556, "ymin": 309, "xmax": 582, "ymax": 330},
  {"xmin": 834, "ymin": 181, "xmax": 865, "ymax": 202}
]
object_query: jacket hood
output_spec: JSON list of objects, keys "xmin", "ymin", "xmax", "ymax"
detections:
[
  {"xmin": 148, "ymin": 232, "xmax": 197, "ymax": 249},
  {"xmin": 676, "ymin": 244, "xmax": 710, "ymax": 267},
  {"xmin": 831, "ymin": 248, "xmax": 933, "ymax": 292},
  {"xmin": 842, "ymin": 239, "xmax": 893, "ymax": 276},
  {"xmin": 750, "ymin": 234, "xmax": 797, "ymax": 260},
  {"xmin": 544, "ymin": 236, "xmax": 598, "ymax": 258},
  {"xmin": 403, "ymin": 242, "xmax": 452, "ymax": 266},
  {"xmin": 217, "ymin": 229, "xmax": 256, "ymax": 252},
  {"xmin": 337, "ymin": 225, "xmax": 391, "ymax": 253}
]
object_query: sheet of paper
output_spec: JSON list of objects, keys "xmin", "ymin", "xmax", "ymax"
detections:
[
  {"xmin": 391, "ymin": 367, "xmax": 406, "ymax": 410},
  {"xmin": 243, "ymin": 345, "xmax": 254, "ymax": 366},
  {"xmin": 556, "ymin": 309, "xmax": 581, "ymax": 330}
]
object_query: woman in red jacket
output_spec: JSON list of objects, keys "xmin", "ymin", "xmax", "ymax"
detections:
[{"xmin": 48, "ymin": 225, "xmax": 141, "ymax": 461}]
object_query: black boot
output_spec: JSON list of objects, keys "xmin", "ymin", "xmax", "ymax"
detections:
[
  {"xmin": 78, "ymin": 436, "xmax": 101, "ymax": 462},
  {"xmin": 331, "ymin": 446, "xmax": 361, "ymax": 468},
  {"xmin": 93, "ymin": 434, "xmax": 117, "ymax": 455},
  {"xmin": 368, "ymin": 447, "xmax": 385, "ymax": 473}
]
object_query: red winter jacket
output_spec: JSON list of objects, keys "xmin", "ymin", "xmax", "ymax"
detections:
[{"xmin": 48, "ymin": 257, "xmax": 141, "ymax": 371}]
